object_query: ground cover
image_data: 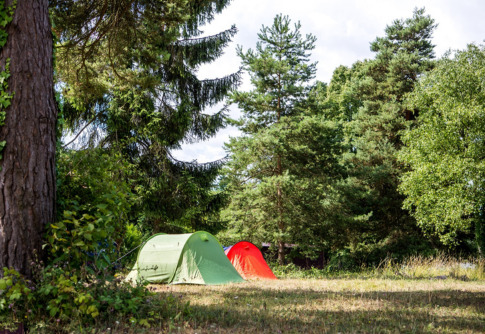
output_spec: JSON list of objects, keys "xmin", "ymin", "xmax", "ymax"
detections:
[{"xmin": 148, "ymin": 277, "xmax": 485, "ymax": 333}]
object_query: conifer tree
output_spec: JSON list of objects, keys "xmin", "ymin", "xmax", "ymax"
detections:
[
  {"xmin": 338, "ymin": 8, "xmax": 436, "ymax": 258},
  {"xmin": 51, "ymin": 0, "xmax": 240, "ymax": 231},
  {"xmin": 0, "ymin": 0, "xmax": 56, "ymax": 276},
  {"xmin": 224, "ymin": 15, "xmax": 342, "ymax": 264}
]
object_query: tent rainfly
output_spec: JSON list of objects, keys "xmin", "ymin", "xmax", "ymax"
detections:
[
  {"xmin": 225, "ymin": 241, "xmax": 277, "ymax": 280},
  {"xmin": 126, "ymin": 232, "xmax": 244, "ymax": 285}
]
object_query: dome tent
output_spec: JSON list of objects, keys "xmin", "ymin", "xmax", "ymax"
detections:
[
  {"xmin": 225, "ymin": 241, "xmax": 277, "ymax": 280},
  {"xmin": 126, "ymin": 232, "xmax": 244, "ymax": 285}
]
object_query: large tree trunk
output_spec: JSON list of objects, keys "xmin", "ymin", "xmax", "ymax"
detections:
[{"xmin": 0, "ymin": 0, "xmax": 56, "ymax": 276}]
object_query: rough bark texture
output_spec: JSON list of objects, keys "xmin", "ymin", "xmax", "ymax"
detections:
[{"xmin": 0, "ymin": 0, "xmax": 56, "ymax": 276}]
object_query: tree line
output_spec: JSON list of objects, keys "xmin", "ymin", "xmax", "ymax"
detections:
[
  {"xmin": 223, "ymin": 9, "xmax": 485, "ymax": 266},
  {"xmin": 0, "ymin": 1, "xmax": 483, "ymax": 281}
]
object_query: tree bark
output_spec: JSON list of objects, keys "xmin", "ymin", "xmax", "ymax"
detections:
[
  {"xmin": 277, "ymin": 238, "xmax": 285, "ymax": 265},
  {"xmin": 276, "ymin": 73, "xmax": 285, "ymax": 265},
  {"xmin": 0, "ymin": 0, "xmax": 56, "ymax": 276},
  {"xmin": 276, "ymin": 158, "xmax": 285, "ymax": 265}
]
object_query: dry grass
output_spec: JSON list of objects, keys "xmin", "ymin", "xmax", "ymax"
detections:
[
  {"xmin": 384, "ymin": 255, "xmax": 485, "ymax": 280},
  {"xmin": 149, "ymin": 277, "xmax": 485, "ymax": 333}
]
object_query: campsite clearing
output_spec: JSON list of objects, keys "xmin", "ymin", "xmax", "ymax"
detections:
[{"xmin": 149, "ymin": 278, "xmax": 485, "ymax": 333}]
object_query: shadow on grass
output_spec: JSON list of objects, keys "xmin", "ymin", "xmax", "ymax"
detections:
[{"xmin": 158, "ymin": 286, "xmax": 485, "ymax": 333}]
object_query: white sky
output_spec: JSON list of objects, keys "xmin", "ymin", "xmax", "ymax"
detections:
[{"xmin": 172, "ymin": 0, "xmax": 485, "ymax": 163}]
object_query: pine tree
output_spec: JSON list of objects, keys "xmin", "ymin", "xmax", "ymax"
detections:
[
  {"xmin": 338, "ymin": 8, "xmax": 436, "ymax": 259},
  {"xmin": 0, "ymin": 0, "xmax": 56, "ymax": 276},
  {"xmin": 224, "ymin": 15, "xmax": 342, "ymax": 264}
]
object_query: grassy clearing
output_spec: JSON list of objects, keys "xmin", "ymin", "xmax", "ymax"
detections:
[
  {"xmin": 77, "ymin": 255, "xmax": 483, "ymax": 333},
  {"xmin": 146, "ymin": 277, "xmax": 485, "ymax": 334}
]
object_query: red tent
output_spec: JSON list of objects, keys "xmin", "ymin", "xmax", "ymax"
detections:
[{"xmin": 225, "ymin": 241, "xmax": 277, "ymax": 280}]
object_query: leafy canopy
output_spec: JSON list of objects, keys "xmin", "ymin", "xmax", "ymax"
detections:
[{"xmin": 399, "ymin": 44, "xmax": 485, "ymax": 248}]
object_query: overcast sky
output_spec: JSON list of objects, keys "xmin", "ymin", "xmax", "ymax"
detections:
[{"xmin": 172, "ymin": 0, "xmax": 485, "ymax": 163}]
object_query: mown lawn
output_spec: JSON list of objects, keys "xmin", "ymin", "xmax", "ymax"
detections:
[{"xmin": 150, "ymin": 278, "xmax": 485, "ymax": 333}]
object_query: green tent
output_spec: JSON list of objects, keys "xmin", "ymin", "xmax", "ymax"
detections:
[{"xmin": 125, "ymin": 232, "xmax": 244, "ymax": 285}]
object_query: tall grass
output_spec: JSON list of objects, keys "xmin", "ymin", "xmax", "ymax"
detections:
[
  {"xmin": 377, "ymin": 253, "xmax": 485, "ymax": 280},
  {"xmin": 271, "ymin": 254, "xmax": 485, "ymax": 281}
]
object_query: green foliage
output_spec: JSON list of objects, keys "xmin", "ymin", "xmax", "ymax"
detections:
[
  {"xmin": 0, "ymin": 2, "xmax": 15, "ymax": 162},
  {"xmin": 32, "ymin": 264, "xmax": 163, "ymax": 328},
  {"xmin": 399, "ymin": 44, "xmax": 485, "ymax": 253},
  {"xmin": 17, "ymin": 146, "xmax": 160, "ymax": 329},
  {"xmin": 224, "ymin": 115, "xmax": 344, "ymax": 253},
  {"xmin": 0, "ymin": 60, "xmax": 12, "ymax": 111},
  {"xmin": 231, "ymin": 14, "xmax": 317, "ymax": 131},
  {"xmin": 56, "ymin": 148, "xmax": 133, "ymax": 205},
  {"xmin": 15, "ymin": 145, "xmax": 166, "ymax": 330},
  {"xmin": 0, "ymin": 2, "xmax": 14, "ymax": 48},
  {"xmin": 55, "ymin": 147, "xmax": 140, "ymax": 271},
  {"xmin": 325, "ymin": 249, "xmax": 362, "ymax": 272},
  {"xmin": 0, "ymin": 264, "xmax": 175, "ymax": 331},
  {"xmin": 477, "ymin": 211, "xmax": 485, "ymax": 258},
  {"xmin": 121, "ymin": 222, "xmax": 146, "ymax": 265},
  {"xmin": 35, "ymin": 266, "xmax": 98, "ymax": 320},
  {"xmin": 47, "ymin": 200, "xmax": 122, "ymax": 272},
  {"xmin": 224, "ymin": 15, "xmax": 343, "ymax": 263},
  {"xmin": 0, "ymin": 268, "xmax": 32, "ymax": 327},
  {"xmin": 321, "ymin": 8, "xmax": 437, "ymax": 261},
  {"xmin": 0, "ymin": 146, "xmax": 174, "ymax": 331},
  {"xmin": 53, "ymin": 0, "xmax": 239, "ymax": 233}
]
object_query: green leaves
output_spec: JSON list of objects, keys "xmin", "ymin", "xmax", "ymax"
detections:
[
  {"xmin": 325, "ymin": 8, "xmax": 437, "ymax": 258},
  {"xmin": 0, "ymin": 268, "xmax": 32, "ymax": 324},
  {"xmin": 0, "ymin": 0, "xmax": 15, "ymax": 163},
  {"xmin": 399, "ymin": 44, "xmax": 485, "ymax": 249},
  {"xmin": 52, "ymin": 147, "xmax": 137, "ymax": 273}
]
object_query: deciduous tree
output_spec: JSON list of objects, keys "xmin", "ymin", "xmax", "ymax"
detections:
[{"xmin": 399, "ymin": 44, "xmax": 485, "ymax": 256}]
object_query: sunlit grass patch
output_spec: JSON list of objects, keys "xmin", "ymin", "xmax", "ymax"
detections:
[
  {"xmin": 377, "ymin": 254, "xmax": 485, "ymax": 280},
  {"xmin": 149, "ymin": 277, "xmax": 485, "ymax": 333}
]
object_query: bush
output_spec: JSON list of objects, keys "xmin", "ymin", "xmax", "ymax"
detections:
[
  {"xmin": 0, "ymin": 263, "xmax": 184, "ymax": 332},
  {"xmin": 0, "ymin": 148, "xmax": 169, "ymax": 331},
  {"xmin": 0, "ymin": 268, "xmax": 33, "ymax": 329}
]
